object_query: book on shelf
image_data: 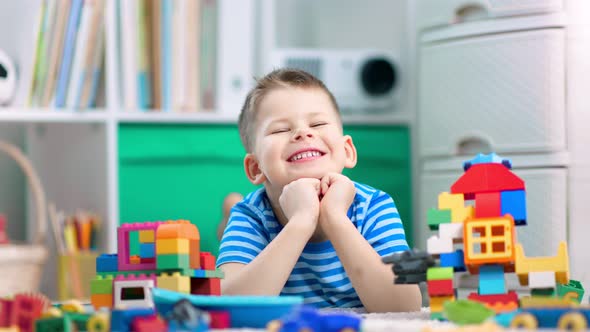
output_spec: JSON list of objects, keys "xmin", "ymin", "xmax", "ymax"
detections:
[
  {"xmin": 24, "ymin": 0, "xmax": 106, "ymax": 110},
  {"xmin": 118, "ymin": 0, "xmax": 216, "ymax": 113}
]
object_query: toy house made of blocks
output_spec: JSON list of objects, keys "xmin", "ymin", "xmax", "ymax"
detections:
[
  {"xmin": 90, "ymin": 220, "xmax": 223, "ymax": 310},
  {"xmin": 424, "ymin": 154, "xmax": 576, "ymax": 320}
]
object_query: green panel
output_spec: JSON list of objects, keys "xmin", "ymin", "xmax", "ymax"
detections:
[
  {"xmin": 119, "ymin": 123, "xmax": 413, "ymax": 258},
  {"xmin": 343, "ymin": 125, "xmax": 413, "ymax": 247},
  {"xmin": 119, "ymin": 124, "xmax": 257, "ymax": 257}
]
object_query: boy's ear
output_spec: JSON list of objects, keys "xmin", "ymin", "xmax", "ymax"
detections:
[
  {"xmin": 244, "ymin": 153, "xmax": 266, "ymax": 185},
  {"xmin": 343, "ymin": 135, "xmax": 357, "ymax": 168}
]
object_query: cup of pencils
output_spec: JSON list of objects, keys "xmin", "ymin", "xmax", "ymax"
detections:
[{"xmin": 49, "ymin": 204, "xmax": 101, "ymax": 301}]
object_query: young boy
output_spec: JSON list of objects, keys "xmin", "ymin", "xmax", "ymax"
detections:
[{"xmin": 216, "ymin": 68, "xmax": 421, "ymax": 313}]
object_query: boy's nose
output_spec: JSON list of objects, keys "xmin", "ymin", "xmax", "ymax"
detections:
[{"xmin": 292, "ymin": 128, "xmax": 314, "ymax": 141}]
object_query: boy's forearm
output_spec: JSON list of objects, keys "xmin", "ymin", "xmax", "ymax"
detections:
[
  {"xmin": 322, "ymin": 214, "xmax": 422, "ymax": 313},
  {"xmin": 221, "ymin": 217, "xmax": 313, "ymax": 296}
]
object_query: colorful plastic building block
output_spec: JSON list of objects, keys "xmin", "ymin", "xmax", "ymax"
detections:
[
  {"xmin": 267, "ymin": 305, "xmax": 361, "ymax": 332},
  {"xmin": 443, "ymin": 299, "xmax": 495, "ymax": 325}
]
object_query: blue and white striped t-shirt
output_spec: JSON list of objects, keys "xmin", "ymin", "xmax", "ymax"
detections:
[{"xmin": 216, "ymin": 182, "xmax": 409, "ymax": 308}]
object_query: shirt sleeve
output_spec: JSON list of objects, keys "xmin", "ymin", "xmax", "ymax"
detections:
[
  {"xmin": 360, "ymin": 190, "xmax": 410, "ymax": 257},
  {"xmin": 216, "ymin": 201, "xmax": 270, "ymax": 268}
]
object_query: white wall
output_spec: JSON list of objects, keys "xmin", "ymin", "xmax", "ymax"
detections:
[{"xmin": 275, "ymin": 0, "xmax": 406, "ymax": 50}]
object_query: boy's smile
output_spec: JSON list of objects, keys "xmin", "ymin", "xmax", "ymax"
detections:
[
  {"xmin": 287, "ymin": 148, "xmax": 325, "ymax": 163},
  {"xmin": 243, "ymin": 87, "xmax": 357, "ymax": 192}
]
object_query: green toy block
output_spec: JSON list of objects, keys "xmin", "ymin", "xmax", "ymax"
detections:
[
  {"xmin": 430, "ymin": 312, "xmax": 445, "ymax": 321},
  {"xmin": 531, "ymin": 288, "xmax": 555, "ymax": 297},
  {"xmin": 557, "ymin": 279, "xmax": 585, "ymax": 303},
  {"xmin": 427, "ymin": 267, "xmax": 454, "ymax": 281},
  {"xmin": 443, "ymin": 299, "xmax": 495, "ymax": 326},
  {"xmin": 204, "ymin": 269, "xmax": 225, "ymax": 278},
  {"xmin": 91, "ymin": 275, "xmax": 114, "ymax": 295},
  {"xmin": 35, "ymin": 316, "xmax": 73, "ymax": 332},
  {"xmin": 157, "ymin": 253, "xmax": 190, "ymax": 270},
  {"xmin": 428, "ymin": 209, "xmax": 452, "ymax": 230}
]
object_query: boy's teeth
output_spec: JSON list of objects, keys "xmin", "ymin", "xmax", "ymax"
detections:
[{"xmin": 292, "ymin": 151, "xmax": 321, "ymax": 161}]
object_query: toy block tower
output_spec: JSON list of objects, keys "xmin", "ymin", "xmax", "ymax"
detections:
[
  {"xmin": 90, "ymin": 220, "xmax": 224, "ymax": 310},
  {"xmin": 384, "ymin": 153, "xmax": 585, "ymax": 322}
]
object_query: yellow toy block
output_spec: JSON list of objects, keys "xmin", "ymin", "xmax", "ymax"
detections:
[
  {"xmin": 463, "ymin": 216, "xmax": 516, "ymax": 267},
  {"xmin": 139, "ymin": 230, "xmax": 155, "ymax": 243},
  {"xmin": 156, "ymin": 238, "xmax": 190, "ymax": 254},
  {"xmin": 157, "ymin": 272, "xmax": 190, "ymax": 293},
  {"xmin": 515, "ymin": 241, "xmax": 570, "ymax": 286},
  {"xmin": 430, "ymin": 295, "xmax": 455, "ymax": 312},
  {"xmin": 519, "ymin": 296, "xmax": 576, "ymax": 309},
  {"xmin": 0, "ymin": 328, "xmax": 19, "ymax": 332},
  {"xmin": 438, "ymin": 192, "xmax": 473, "ymax": 223}
]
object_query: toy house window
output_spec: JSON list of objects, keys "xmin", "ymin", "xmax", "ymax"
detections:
[{"xmin": 121, "ymin": 287, "xmax": 146, "ymax": 300}]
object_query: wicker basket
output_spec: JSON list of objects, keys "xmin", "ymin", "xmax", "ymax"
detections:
[{"xmin": 0, "ymin": 140, "xmax": 48, "ymax": 297}]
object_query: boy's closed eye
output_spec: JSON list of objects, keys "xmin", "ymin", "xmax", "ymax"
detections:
[
  {"xmin": 310, "ymin": 122, "xmax": 328, "ymax": 127},
  {"xmin": 270, "ymin": 128, "xmax": 290, "ymax": 134}
]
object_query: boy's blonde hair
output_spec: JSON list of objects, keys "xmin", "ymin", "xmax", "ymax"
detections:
[{"xmin": 238, "ymin": 68, "xmax": 340, "ymax": 153}]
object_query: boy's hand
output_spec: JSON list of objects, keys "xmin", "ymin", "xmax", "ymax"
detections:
[
  {"xmin": 319, "ymin": 173, "xmax": 356, "ymax": 221},
  {"xmin": 279, "ymin": 178, "xmax": 321, "ymax": 231}
]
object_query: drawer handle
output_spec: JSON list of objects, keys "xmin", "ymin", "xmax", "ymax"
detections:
[
  {"xmin": 454, "ymin": 3, "xmax": 489, "ymax": 23},
  {"xmin": 456, "ymin": 135, "xmax": 493, "ymax": 156}
]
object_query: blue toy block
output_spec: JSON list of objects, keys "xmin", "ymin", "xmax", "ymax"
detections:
[
  {"xmin": 192, "ymin": 269, "xmax": 207, "ymax": 278},
  {"xmin": 110, "ymin": 308, "xmax": 155, "ymax": 332},
  {"xmin": 501, "ymin": 189, "xmax": 527, "ymax": 225},
  {"xmin": 478, "ymin": 265, "xmax": 506, "ymax": 295},
  {"xmin": 152, "ymin": 287, "xmax": 303, "ymax": 328},
  {"xmin": 463, "ymin": 153, "xmax": 512, "ymax": 171},
  {"xmin": 96, "ymin": 253, "xmax": 119, "ymax": 272},
  {"xmin": 440, "ymin": 250, "xmax": 466, "ymax": 272},
  {"xmin": 139, "ymin": 243, "xmax": 155, "ymax": 258}
]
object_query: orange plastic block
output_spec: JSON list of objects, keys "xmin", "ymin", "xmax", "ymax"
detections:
[
  {"xmin": 427, "ymin": 279, "xmax": 454, "ymax": 297},
  {"xmin": 463, "ymin": 216, "xmax": 515, "ymax": 267},
  {"xmin": 515, "ymin": 241, "xmax": 569, "ymax": 286},
  {"xmin": 200, "ymin": 252, "xmax": 216, "ymax": 270},
  {"xmin": 474, "ymin": 192, "xmax": 501, "ymax": 218},
  {"xmin": 91, "ymin": 293, "xmax": 113, "ymax": 309},
  {"xmin": 430, "ymin": 295, "xmax": 455, "ymax": 312},
  {"xmin": 190, "ymin": 240, "xmax": 201, "ymax": 269},
  {"xmin": 156, "ymin": 221, "xmax": 200, "ymax": 240},
  {"xmin": 130, "ymin": 255, "xmax": 141, "ymax": 265}
]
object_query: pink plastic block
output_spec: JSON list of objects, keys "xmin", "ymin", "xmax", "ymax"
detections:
[
  {"xmin": 0, "ymin": 298, "xmax": 12, "ymax": 327},
  {"xmin": 132, "ymin": 314, "xmax": 168, "ymax": 332},
  {"xmin": 209, "ymin": 311, "xmax": 231, "ymax": 329},
  {"xmin": 118, "ymin": 222, "xmax": 165, "ymax": 271}
]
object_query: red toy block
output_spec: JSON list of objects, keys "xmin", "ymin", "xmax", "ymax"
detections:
[
  {"xmin": 209, "ymin": 311, "xmax": 231, "ymax": 329},
  {"xmin": 427, "ymin": 279, "xmax": 454, "ymax": 297},
  {"xmin": 451, "ymin": 163, "xmax": 525, "ymax": 199},
  {"xmin": 467, "ymin": 291, "xmax": 518, "ymax": 305},
  {"xmin": 132, "ymin": 314, "xmax": 168, "ymax": 332},
  {"xmin": 0, "ymin": 298, "xmax": 12, "ymax": 327},
  {"xmin": 191, "ymin": 278, "xmax": 221, "ymax": 296},
  {"xmin": 10, "ymin": 293, "xmax": 50, "ymax": 332},
  {"xmin": 475, "ymin": 192, "xmax": 501, "ymax": 218},
  {"xmin": 200, "ymin": 252, "xmax": 216, "ymax": 271}
]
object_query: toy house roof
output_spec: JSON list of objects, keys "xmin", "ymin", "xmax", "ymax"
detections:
[{"xmin": 451, "ymin": 163, "xmax": 524, "ymax": 197}]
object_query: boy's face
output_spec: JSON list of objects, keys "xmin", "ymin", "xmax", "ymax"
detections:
[{"xmin": 244, "ymin": 87, "xmax": 357, "ymax": 190}]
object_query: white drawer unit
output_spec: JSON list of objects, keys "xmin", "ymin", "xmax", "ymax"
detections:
[
  {"xmin": 413, "ymin": 1, "xmax": 590, "ymax": 301},
  {"xmin": 419, "ymin": 29, "xmax": 566, "ymax": 158},
  {"xmin": 415, "ymin": 0, "xmax": 563, "ymax": 31}
]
